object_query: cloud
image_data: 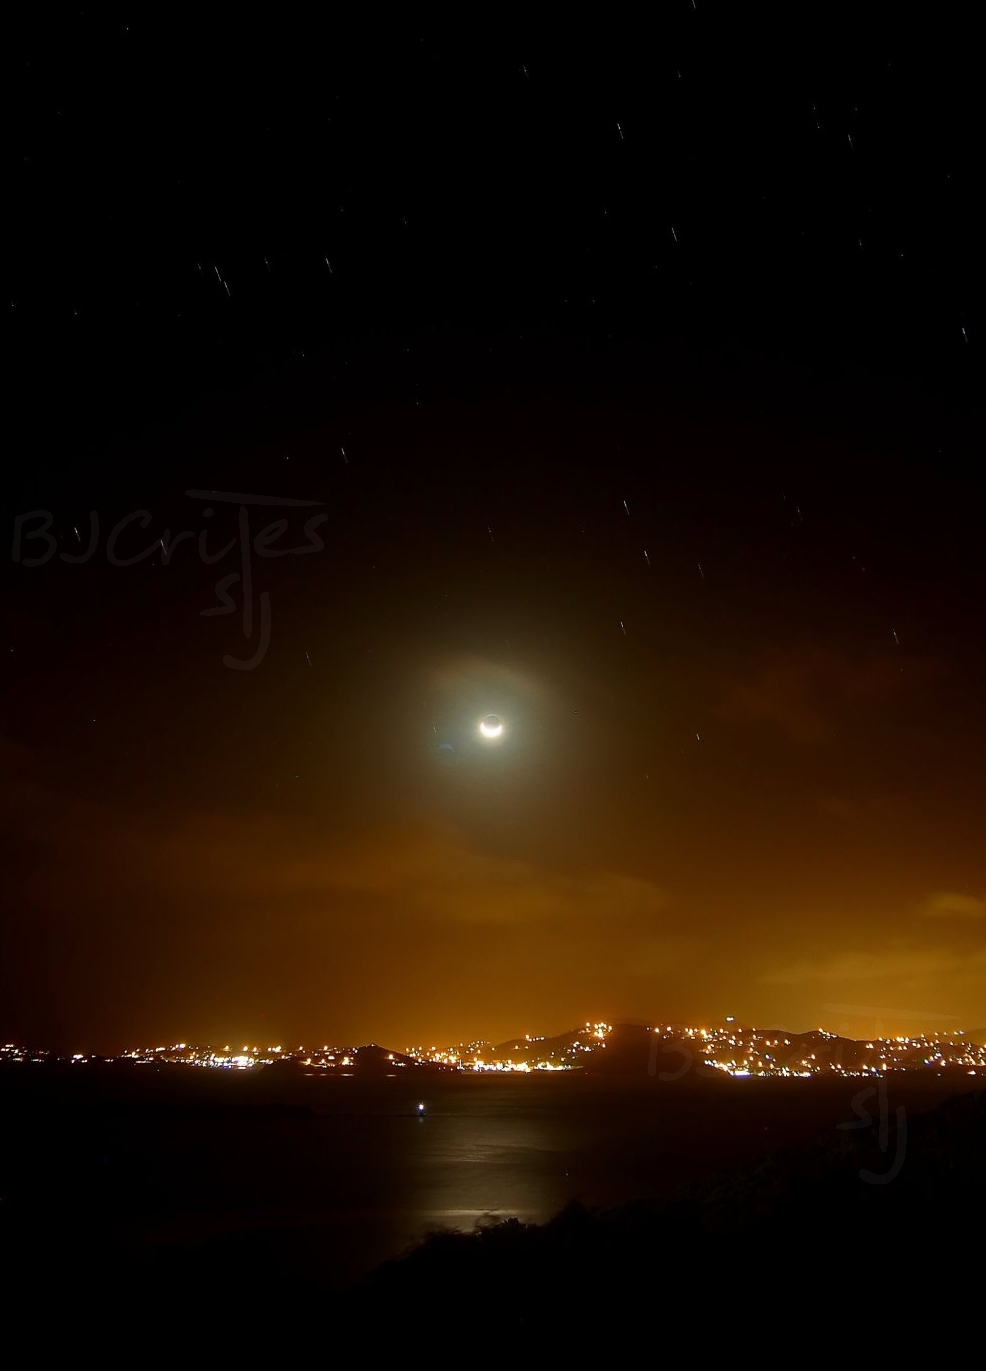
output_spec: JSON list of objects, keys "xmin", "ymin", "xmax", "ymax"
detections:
[
  {"xmin": 919, "ymin": 891, "xmax": 986, "ymax": 919},
  {"xmin": 0, "ymin": 744, "xmax": 669, "ymax": 934},
  {"xmin": 197, "ymin": 818, "xmax": 670, "ymax": 930},
  {"xmin": 128, "ymin": 812, "xmax": 669, "ymax": 927},
  {"xmin": 425, "ymin": 653, "xmax": 551, "ymax": 705},
  {"xmin": 812, "ymin": 793, "xmax": 914, "ymax": 826},
  {"xmin": 820, "ymin": 1002, "xmax": 959, "ymax": 1023},
  {"xmin": 717, "ymin": 642, "xmax": 944, "ymax": 743},
  {"xmin": 763, "ymin": 947, "xmax": 964, "ymax": 985}
]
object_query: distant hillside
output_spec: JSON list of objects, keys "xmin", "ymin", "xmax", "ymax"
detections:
[
  {"xmin": 263, "ymin": 1042, "xmax": 451, "ymax": 1076},
  {"xmin": 440, "ymin": 1020, "xmax": 984, "ymax": 1076},
  {"xmin": 486, "ymin": 1025, "xmax": 606, "ymax": 1069},
  {"xmin": 577, "ymin": 1021, "xmax": 983, "ymax": 1077}
]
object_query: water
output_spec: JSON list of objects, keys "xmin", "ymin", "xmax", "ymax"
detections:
[{"xmin": 2, "ymin": 1068, "xmax": 962, "ymax": 1291}]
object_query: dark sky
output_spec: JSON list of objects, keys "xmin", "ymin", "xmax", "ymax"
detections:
[{"xmin": 4, "ymin": 10, "xmax": 983, "ymax": 1053}]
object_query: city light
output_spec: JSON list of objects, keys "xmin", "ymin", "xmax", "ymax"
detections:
[{"xmin": 2, "ymin": 1022, "xmax": 980, "ymax": 1078}]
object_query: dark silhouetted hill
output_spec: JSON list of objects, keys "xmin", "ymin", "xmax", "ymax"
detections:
[{"xmin": 580, "ymin": 1021, "xmax": 654, "ymax": 1075}]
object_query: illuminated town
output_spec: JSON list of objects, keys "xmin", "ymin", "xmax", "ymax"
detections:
[{"xmin": 2, "ymin": 1020, "xmax": 982, "ymax": 1077}]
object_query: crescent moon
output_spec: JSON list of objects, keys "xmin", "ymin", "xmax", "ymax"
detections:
[{"xmin": 479, "ymin": 714, "xmax": 503, "ymax": 738}]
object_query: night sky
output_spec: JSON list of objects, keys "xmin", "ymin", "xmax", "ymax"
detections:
[{"xmin": 4, "ymin": 11, "xmax": 983, "ymax": 1053}]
